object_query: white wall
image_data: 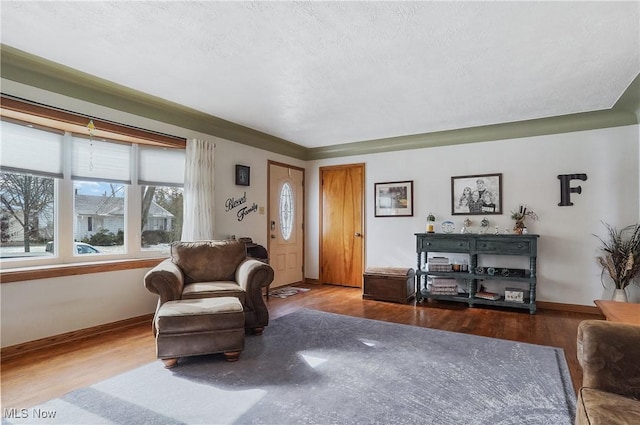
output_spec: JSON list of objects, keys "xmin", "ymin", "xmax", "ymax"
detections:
[
  {"xmin": 306, "ymin": 125, "xmax": 640, "ymax": 306},
  {"xmin": 1, "ymin": 269, "xmax": 156, "ymax": 347}
]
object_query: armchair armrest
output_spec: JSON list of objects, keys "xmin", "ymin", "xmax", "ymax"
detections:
[
  {"xmin": 144, "ymin": 258, "xmax": 185, "ymax": 305},
  {"xmin": 236, "ymin": 258, "xmax": 274, "ymax": 294},
  {"xmin": 577, "ymin": 320, "xmax": 640, "ymax": 400},
  {"xmin": 236, "ymin": 258, "xmax": 274, "ymax": 327}
]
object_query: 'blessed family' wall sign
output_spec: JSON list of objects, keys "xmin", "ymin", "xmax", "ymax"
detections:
[{"xmin": 225, "ymin": 192, "xmax": 258, "ymax": 222}]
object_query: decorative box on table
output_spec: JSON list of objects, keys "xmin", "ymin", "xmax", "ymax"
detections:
[
  {"xmin": 504, "ymin": 287, "xmax": 528, "ymax": 303},
  {"xmin": 363, "ymin": 267, "xmax": 415, "ymax": 304}
]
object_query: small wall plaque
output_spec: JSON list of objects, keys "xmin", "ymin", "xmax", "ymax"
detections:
[{"xmin": 235, "ymin": 165, "xmax": 250, "ymax": 186}]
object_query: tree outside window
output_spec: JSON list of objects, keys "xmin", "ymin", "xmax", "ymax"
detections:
[
  {"xmin": 141, "ymin": 185, "xmax": 183, "ymax": 251},
  {"xmin": 0, "ymin": 171, "xmax": 54, "ymax": 255}
]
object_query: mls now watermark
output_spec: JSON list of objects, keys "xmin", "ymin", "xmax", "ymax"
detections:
[{"xmin": 4, "ymin": 408, "xmax": 57, "ymax": 420}]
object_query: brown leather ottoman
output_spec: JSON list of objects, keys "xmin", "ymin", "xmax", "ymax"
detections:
[{"xmin": 155, "ymin": 297, "xmax": 245, "ymax": 368}]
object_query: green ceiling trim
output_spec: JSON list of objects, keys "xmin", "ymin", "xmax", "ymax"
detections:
[
  {"xmin": 307, "ymin": 109, "xmax": 638, "ymax": 160},
  {"xmin": 0, "ymin": 44, "xmax": 307, "ymax": 160},
  {"xmin": 613, "ymin": 72, "xmax": 640, "ymax": 120},
  {"xmin": 2, "ymin": 44, "xmax": 638, "ymax": 162}
]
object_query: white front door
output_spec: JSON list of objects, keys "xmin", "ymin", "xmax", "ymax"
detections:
[{"xmin": 268, "ymin": 161, "xmax": 304, "ymax": 288}]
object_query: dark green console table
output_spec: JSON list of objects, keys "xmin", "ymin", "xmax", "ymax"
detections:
[{"xmin": 415, "ymin": 233, "xmax": 539, "ymax": 314}]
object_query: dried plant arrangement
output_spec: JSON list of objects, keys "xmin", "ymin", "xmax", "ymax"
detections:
[{"xmin": 595, "ymin": 222, "xmax": 640, "ymax": 290}]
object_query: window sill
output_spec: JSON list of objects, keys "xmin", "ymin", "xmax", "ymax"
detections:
[{"xmin": 0, "ymin": 257, "xmax": 167, "ymax": 284}]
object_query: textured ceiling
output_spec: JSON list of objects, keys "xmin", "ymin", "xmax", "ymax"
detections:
[{"xmin": 1, "ymin": 1, "xmax": 639, "ymax": 148}]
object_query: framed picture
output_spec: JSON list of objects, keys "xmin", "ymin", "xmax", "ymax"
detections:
[
  {"xmin": 235, "ymin": 165, "xmax": 250, "ymax": 186},
  {"xmin": 374, "ymin": 180, "xmax": 414, "ymax": 217},
  {"xmin": 451, "ymin": 173, "xmax": 502, "ymax": 215}
]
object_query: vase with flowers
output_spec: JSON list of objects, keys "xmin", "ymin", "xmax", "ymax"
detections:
[
  {"xmin": 510, "ymin": 205, "xmax": 538, "ymax": 234},
  {"xmin": 595, "ymin": 222, "xmax": 640, "ymax": 302}
]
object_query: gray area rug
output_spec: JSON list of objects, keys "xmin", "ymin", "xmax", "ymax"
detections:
[{"xmin": 3, "ymin": 309, "xmax": 576, "ymax": 425}]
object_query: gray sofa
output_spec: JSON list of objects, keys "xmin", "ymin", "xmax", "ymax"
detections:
[
  {"xmin": 576, "ymin": 320, "xmax": 640, "ymax": 425},
  {"xmin": 144, "ymin": 239, "xmax": 274, "ymax": 334}
]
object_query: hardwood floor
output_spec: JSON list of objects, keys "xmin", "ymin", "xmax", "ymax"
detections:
[{"xmin": 1, "ymin": 283, "xmax": 601, "ymax": 410}]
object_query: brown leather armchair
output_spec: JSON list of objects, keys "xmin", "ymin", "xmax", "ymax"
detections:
[
  {"xmin": 576, "ymin": 320, "xmax": 640, "ymax": 425},
  {"xmin": 144, "ymin": 240, "xmax": 274, "ymax": 334}
]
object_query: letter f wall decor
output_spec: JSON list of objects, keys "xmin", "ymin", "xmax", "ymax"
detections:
[{"xmin": 557, "ymin": 173, "xmax": 588, "ymax": 206}]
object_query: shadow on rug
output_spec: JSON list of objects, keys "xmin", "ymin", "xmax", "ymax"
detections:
[{"xmin": 4, "ymin": 309, "xmax": 576, "ymax": 425}]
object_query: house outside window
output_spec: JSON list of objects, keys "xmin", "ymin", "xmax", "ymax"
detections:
[{"xmin": 73, "ymin": 182, "xmax": 126, "ymax": 255}]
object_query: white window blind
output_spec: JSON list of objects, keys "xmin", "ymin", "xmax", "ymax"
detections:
[
  {"xmin": 0, "ymin": 119, "xmax": 63, "ymax": 178},
  {"xmin": 138, "ymin": 146, "xmax": 185, "ymax": 186},
  {"xmin": 71, "ymin": 136, "xmax": 132, "ymax": 184}
]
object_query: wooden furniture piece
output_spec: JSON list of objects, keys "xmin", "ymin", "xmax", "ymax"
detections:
[
  {"xmin": 363, "ymin": 267, "xmax": 416, "ymax": 304},
  {"xmin": 594, "ymin": 300, "xmax": 640, "ymax": 325},
  {"xmin": 415, "ymin": 233, "xmax": 539, "ymax": 314}
]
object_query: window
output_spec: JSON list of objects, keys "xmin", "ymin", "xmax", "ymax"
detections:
[
  {"xmin": 0, "ymin": 119, "xmax": 62, "ymax": 260},
  {"xmin": 279, "ymin": 182, "xmax": 294, "ymax": 241},
  {"xmin": 141, "ymin": 186, "xmax": 183, "ymax": 252},
  {"xmin": 71, "ymin": 135, "xmax": 131, "ymax": 255},
  {"xmin": 74, "ymin": 181, "xmax": 126, "ymax": 255},
  {"xmin": 0, "ymin": 96, "xmax": 186, "ymax": 268},
  {"xmin": 139, "ymin": 146, "xmax": 185, "ymax": 253}
]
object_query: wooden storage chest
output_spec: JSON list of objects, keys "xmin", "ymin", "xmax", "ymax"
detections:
[{"xmin": 363, "ymin": 267, "xmax": 415, "ymax": 304}]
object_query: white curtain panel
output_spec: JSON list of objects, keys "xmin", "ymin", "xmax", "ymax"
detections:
[{"xmin": 181, "ymin": 138, "xmax": 215, "ymax": 241}]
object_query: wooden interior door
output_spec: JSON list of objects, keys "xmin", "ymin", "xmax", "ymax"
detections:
[
  {"xmin": 320, "ymin": 164, "xmax": 364, "ymax": 287},
  {"xmin": 268, "ymin": 161, "xmax": 304, "ymax": 289}
]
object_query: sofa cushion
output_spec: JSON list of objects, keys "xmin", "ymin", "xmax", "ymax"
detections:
[
  {"xmin": 182, "ymin": 281, "xmax": 246, "ymax": 304},
  {"xmin": 171, "ymin": 240, "xmax": 246, "ymax": 283},
  {"xmin": 576, "ymin": 387, "xmax": 640, "ymax": 425}
]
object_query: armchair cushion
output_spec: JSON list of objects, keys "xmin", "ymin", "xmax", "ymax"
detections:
[
  {"xmin": 182, "ymin": 281, "xmax": 246, "ymax": 303},
  {"xmin": 576, "ymin": 387, "xmax": 640, "ymax": 425},
  {"xmin": 171, "ymin": 240, "xmax": 246, "ymax": 283}
]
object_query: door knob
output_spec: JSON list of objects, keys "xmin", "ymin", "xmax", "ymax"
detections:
[
  {"xmin": 271, "ymin": 234, "xmax": 276, "ymax": 239},
  {"xmin": 355, "ymin": 232, "xmax": 362, "ymax": 237}
]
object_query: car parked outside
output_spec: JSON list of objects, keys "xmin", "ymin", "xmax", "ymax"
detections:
[{"xmin": 45, "ymin": 242, "xmax": 101, "ymax": 255}]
